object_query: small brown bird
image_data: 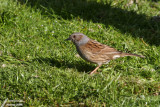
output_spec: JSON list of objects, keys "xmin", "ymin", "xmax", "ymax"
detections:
[{"xmin": 66, "ymin": 32, "xmax": 145, "ymax": 75}]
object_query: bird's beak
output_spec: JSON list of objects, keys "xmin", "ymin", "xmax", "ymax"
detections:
[{"xmin": 65, "ymin": 37, "xmax": 71, "ymax": 41}]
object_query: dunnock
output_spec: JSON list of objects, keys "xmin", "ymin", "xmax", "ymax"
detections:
[{"xmin": 66, "ymin": 32, "xmax": 145, "ymax": 75}]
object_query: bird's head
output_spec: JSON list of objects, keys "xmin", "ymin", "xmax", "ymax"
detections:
[{"xmin": 65, "ymin": 32, "xmax": 89, "ymax": 46}]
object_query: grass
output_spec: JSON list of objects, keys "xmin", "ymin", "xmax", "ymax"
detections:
[{"xmin": 0, "ymin": 0, "xmax": 160, "ymax": 106}]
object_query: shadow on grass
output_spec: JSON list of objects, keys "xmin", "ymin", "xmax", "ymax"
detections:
[
  {"xmin": 33, "ymin": 57, "xmax": 96, "ymax": 73},
  {"xmin": 19, "ymin": 0, "xmax": 160, "ymax": 46}
]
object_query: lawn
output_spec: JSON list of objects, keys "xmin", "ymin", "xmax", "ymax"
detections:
[{"xmin": 0, "ymin": 0, "xmax": 160, "ymax": 106}]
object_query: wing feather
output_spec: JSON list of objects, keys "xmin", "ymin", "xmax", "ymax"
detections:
[{"xmin": 79, "ymin": 39, "xmax": 121, "ymax": 64}]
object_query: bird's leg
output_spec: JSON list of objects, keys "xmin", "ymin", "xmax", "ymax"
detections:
[{"xmin": 90, "ymin": 65, "xmax": 102, "ymax": 75}]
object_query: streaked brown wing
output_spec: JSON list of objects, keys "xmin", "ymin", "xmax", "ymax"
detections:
[
  {"xmin": 82, "ymin": 39, "xmax": 119, "ymax": 54},
  {"xmin": 79, "ymin": 39, "xmax": 121, "ymax": 63}
]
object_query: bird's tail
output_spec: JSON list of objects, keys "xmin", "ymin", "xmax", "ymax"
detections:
[{"xmin": 122, "ymin": 53, "xmax": 145, "ymax": 58}]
